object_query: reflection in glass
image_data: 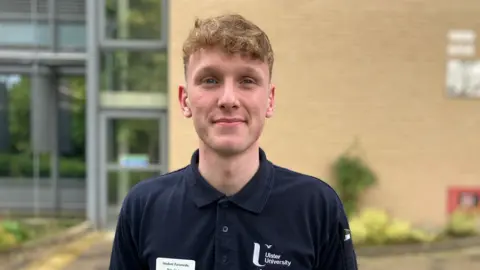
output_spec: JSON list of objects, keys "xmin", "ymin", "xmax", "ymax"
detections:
[
  {"xmin": 0, "ymin": 75, "xmax": 35, "ymax": 178},
  {"xmin": 107, "ymin": 171, "xmax": 160, "ymax": 205},
  {"xmin": 106, "ymin": 118, "xmax": 160, "ymax": 165},
  {"xmin": 58, "ymin": 77, "xmax": 87, "ymax": 179},
  {"xmin": 107, "ymin": 170, "xmax": 161, "ymax": 225},
  {"xmin": 101, "ymin": 51, "xmax": 167, "ymax": 92},
  {"xmin": 0, "ymin": 22, "xmax": 86, "ymax": 51},
  {"xmin": 105, "ymin": 0, "xmax": 163, "ymax": 40},
  {"xmin": 0, "ymin": 22, "xmax": 51, "ymax": 47},
  {"xmin": 57, "ymin": 24, "xmax": 87, "ymax": 51},
  {"xmin": 0, "ymin": 75, "xmax": 86, "ymax": 179}
]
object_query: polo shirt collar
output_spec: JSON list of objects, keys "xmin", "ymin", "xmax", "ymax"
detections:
[{"xmin": 186, "ymin": 148, "xmax": 274, "ymax": 214}]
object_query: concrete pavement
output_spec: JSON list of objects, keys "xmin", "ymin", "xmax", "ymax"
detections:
[
  {"xmin": 20, "ymin": 232, "xmax": 113, "ymax": 270},
  {"xmin": 18, "ymin": 232, "xmax": 480, "ymax": 270}
]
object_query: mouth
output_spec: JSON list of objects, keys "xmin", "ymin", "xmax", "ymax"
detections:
[{"xmin": 212, "ymin": 118, "xmax": 246, "ymax": 126}]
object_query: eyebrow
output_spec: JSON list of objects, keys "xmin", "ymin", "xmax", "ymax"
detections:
[
  {"xmin": 194, "ymin": 65, "xmax": 263, "ymax": 79},
  {"xmin": 194, "ymin": 66, "xmax": 220, "ymax": 77}
]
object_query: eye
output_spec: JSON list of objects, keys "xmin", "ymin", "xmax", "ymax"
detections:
[
  {"xmin": 241, "ymin": 77, "xmax": 256, "ymax": 84},
  {"xmin": 202, "ymin": 78, "xmax": 219, "ymax": 84}
]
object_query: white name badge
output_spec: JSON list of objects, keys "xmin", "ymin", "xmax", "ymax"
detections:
[{"xmin": 156, "ymin": 257, "xmax": 196, "ymax": 270}]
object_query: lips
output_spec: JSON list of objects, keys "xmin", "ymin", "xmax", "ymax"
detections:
[{"xmin": 212, "ymin": 118, "xmax": 245, "ymax": 124}]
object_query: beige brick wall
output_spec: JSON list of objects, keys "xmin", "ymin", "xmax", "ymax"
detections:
[{"xmin": 168, "ymin": 0, "xmax": 480, "ymax": 227}]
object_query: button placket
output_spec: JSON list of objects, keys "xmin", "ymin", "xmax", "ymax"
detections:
[{"xmin": 215, "ymin": 199, "xmax": 232, "ymax": 269}]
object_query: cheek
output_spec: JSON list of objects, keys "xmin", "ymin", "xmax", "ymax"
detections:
[
  {"xmin": 190, "ymin": 95, "xmax": 214, "ymax": 114},
  {"xmin": 190, "ymin": 105, "xmax": 212, "ymax": 125},
  {"xmin": 191, "ymin": 106, "xmax": 208, "ymax": 118},
  {"xmin": 249, "ymin": 101, "xmax": 269, "ymax": 117}
]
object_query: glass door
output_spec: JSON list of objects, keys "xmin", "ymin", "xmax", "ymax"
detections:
[{"xmin": 99, "ymin": 110, "xmax": 167, "ymax": 228}]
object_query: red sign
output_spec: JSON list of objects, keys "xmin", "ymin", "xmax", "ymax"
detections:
[{"xmin": 447, "ymin": 187, "xmax": 480, "ymax": 214}]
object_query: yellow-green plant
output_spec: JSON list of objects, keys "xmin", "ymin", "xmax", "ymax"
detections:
[
  {"xmin": 445, "ymin": 210, "xmax": 479, "ymax": 237},
  {"xmin": 0, "ymin": 225, "xmax": 17, "ymax": 251},
  {"xmin": 350, "ymin": 208, "xmax": 439, "ymax": 246}
]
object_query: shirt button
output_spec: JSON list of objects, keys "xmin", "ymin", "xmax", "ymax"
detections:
[
  {"xmin": 222, "ymin": 226, "xmax": 228, "ymax": 233},
  {"xmin": 222, "ymin": 255, "xmax": 228, "ymax": 263}
]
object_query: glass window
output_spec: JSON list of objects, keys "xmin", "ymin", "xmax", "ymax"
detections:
[
  {"xmin": 58, "ymin": 76, "xmax": 86, "ymax": 180},
  {"xmin": 0, "ymin": 74, "xmax": 86, "ymax": 217},
  {"xmin": 105, "ymin": 0, "xmax": 164, "ymax": 40},
  {"xmin": 106, "ymin": 118, "xmax": 161, "ymax": 164},
  {"xmin": 0, "ymin": 22, "xmax": 51, "ymax": 47},
  {"xmin": 0, "ymin": 75, "xmax": 86, "ymax": 180},
  {"xmin": 0, "ymin": 21, "xmax": 86, "ymax": 51},
  {"xmin": 101, "ymin": 50, "xmax": 168, "ymax": 92},
  {"xmin": 57, "ymin": 23, "xmax": 86, "ymax": 51}
]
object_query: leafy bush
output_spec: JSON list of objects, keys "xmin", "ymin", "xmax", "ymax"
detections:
[
  {"xmin": 0, "ymin": 154, "xmax": 85, "ymax": 178},
  {"xmin": 1, "ymin": 220, "xmax": 32, "ymax": 242},
  {"xmin": 0, "ymin": 219, "xmax": 32, "ymax": 250},
  {"xmin": 0, "ymin": 227, "xmax": 17, "ymax": 251},
  {"xmin": 349, "ymin": 208, "xmax": 437, "ymax": 246},
  {"xmin": 358, "ymin": 208, "xmax": 389, "ymax": 245},
  {"xmin": 348, "ymin": 217, "xmax": 368, "ymax": 245},
  {"xmin": 445, "ymin": 210, "xmax": 479, "ymax": 237},
  {"xmin": 384, "ymin": 219, "xmax": 414, "ymax": 244},
  {"xmin": 331, "ymin": 141, "xmax": 377, "ymax": 217}
]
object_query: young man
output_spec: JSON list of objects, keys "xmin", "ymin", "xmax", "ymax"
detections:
[{"xmin": 109, "ymin": 13, "xmax": 358, "ymax": 270}]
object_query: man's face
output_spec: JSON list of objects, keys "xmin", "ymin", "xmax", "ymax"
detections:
[{"xmin": 179, "ymin": 47, "xmax": 275, "ymax": 156}]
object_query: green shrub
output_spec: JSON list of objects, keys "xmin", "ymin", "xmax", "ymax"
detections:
[
  {"xmin": 331, "ymin": 141, "xmax": 377, "ymax": 217},
  {"xmin": 0, "ymin": 228, "xmax": 17, "ymax": 251},
  {"xmin": 445, "ymin": 210, "xmax": 479, "ymax": 237},
  {"xmin": 0, "ymin": 154, "xmax": 85, "ymax": 178},
  {"xmin": 0, "ymin": 219, "xmax": 32, "ymax": 250},
  {"xmin": 0, "ymin": 220, "xmax": 32, "ymax": 242},
  {"xmin": 350, "ymin": 208, "xmax": 437, "ymax": 246}
]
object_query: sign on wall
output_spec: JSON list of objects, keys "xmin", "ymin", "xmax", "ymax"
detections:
[
  {"xmin": 446, "ymin": 59, "xmax": 480, "ymax": 98},
  {"xmin": 447, "ymin": 187, "xmax": 480, "ymax": 214},
  {"xmin": 445, "ymin": 29, "xmax": 480, "ymax": 98},
  {"xmin": 119, "ymin": 154, "xmax": 150, "ymax": 168}
]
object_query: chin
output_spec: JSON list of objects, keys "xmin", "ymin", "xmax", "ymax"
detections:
[{"xmin": 208, "ymin": 140, "xmax": 252, "ymax": 157}]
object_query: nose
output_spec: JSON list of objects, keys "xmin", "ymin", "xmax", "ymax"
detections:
[{"xmin": 217, "ymin": 81, "xmax": 239, "ymax": 109}]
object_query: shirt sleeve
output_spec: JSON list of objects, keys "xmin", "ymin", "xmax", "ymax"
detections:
[
  {"xmin": 109, "ymin": 203, "xmax": 146, "ymax": 270},
  {"xmin": 315, "ymin": 196, "xmax": 359, "ymax": 270}
]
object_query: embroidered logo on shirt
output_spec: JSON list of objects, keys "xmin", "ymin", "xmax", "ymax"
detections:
[
  {"xmin": 252, "ymin": 242, "xmax": 292, "ymax": 267},
  {"xmin": 344, "ymin": 229, "xmax": 351, "ymax": 241}
]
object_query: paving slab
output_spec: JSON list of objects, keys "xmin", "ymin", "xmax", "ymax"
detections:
[
  {"xmin": 64, "ymin": 240, "xmax": 113, "ymax": 270},
  {"xmin": 20, "ymin": 232, "xmax": 113, "ymax": 270}
]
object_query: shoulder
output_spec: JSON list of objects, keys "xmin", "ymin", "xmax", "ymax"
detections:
[
  {"xmin": 273, "ymin": 164, "xmax": 342, "ymax": 203},
  {"xmin": 120, "ymin": 166, "xmax": 190, "ymax": 216},
  {"xmin": 272, "ymin": 164, "xmax": 345, "ymax": 218}
]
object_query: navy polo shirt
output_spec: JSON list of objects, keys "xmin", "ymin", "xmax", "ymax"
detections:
[{"xmin": 109, "ymin": 149, "xmax": 358, "ymax": 270}]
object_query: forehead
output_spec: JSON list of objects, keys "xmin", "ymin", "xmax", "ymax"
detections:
[{"xmin": 186, "ymin": 48, "xmax": 269, "ymax": 79}]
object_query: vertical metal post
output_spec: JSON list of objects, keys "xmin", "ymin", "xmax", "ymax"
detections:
[
  {"xmin": 32, "ymin": 0, "xmax": 40, "ymax": 219},
  {"xmin": 86, "ymin": 0, "xmax": 100, "ymax": 229},
  {"xmin": 48, "ymin": 0, "xmax": 57, "ymax": 51},
  {"xmin": 49, "ymin": 0, "xmax": 59, "ymax": 218},
  {"xmin": 50, "ymin": 73, "xmax": 60, "ymax": 216},
  {"xmin": 99, "ymin": 114, "xmax": 108, "ymax": 228},
  {"xmin": 161, "ymin": 0, "xmax": 168, "ymax": 43},
  {"xmin": 33, "ymin": 152, "xmax": 40, "ymax": 217}
]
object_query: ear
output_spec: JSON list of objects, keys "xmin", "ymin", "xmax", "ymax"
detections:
[
  {"xmin": 178, "ymin": 85, "xmax": 192, "ymax": 118},
  {"xmin": 265, "ymin": 84, "xmax": 275, "ymax": 118}
]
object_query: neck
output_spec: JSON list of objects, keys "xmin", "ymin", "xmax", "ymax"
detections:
[{"xmin": 198, "ymin": 143, "xmax": 260, "ymax": 196}]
